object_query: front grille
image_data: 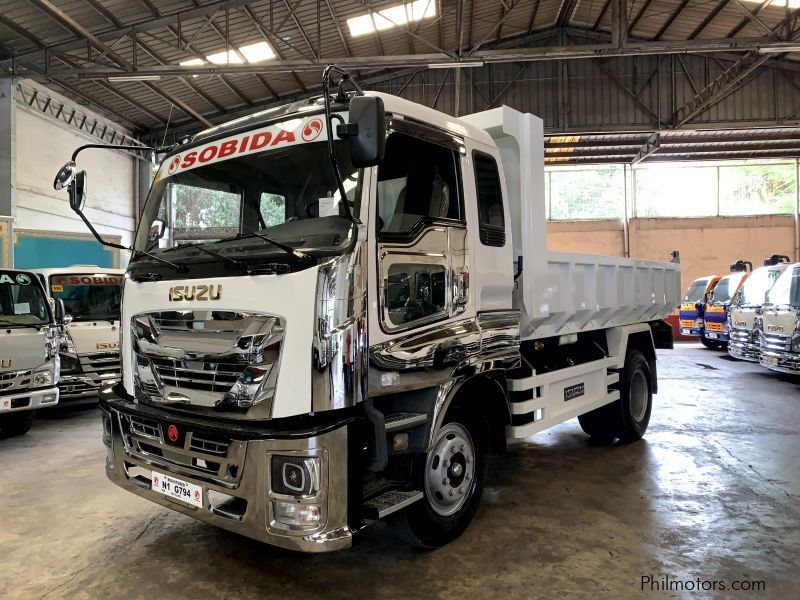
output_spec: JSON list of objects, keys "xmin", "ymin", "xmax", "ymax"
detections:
[
  {"xmin": 729, "ymin": 328, "xmax": 751, "ymax": 343},
  {"xmin": 131, "ymin": 310, "xmax": 283, "ymax": 420},
  {"xmin": 0, "ymin": 369, "xmax": 32, "ymax": 393},
  {"xmin": 763, "ymin": 333, "xmax": 791, "ymax": 352},
  {"xmin": 80, "ymin": 351, "xmax": 120, "ymax": 376},
  {"xmin": 148, "ymin": 356, "xmax": 246, "ymax": 393},
  {"xmin": 121, "ymin": 415, "xmax": 244, "ymax": 486}
]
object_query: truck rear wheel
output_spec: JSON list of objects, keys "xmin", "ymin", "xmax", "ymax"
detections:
[
  {"xmin": 578, "ymin": 349, "xmax": 652, "ymax": 444},
  {"xmin": 399, "ymin": 410, "xmax": 487, "ymax": 548},
  {"xmin": 0, "ymin": 411, "xmax": 35, "ymax": 438}
]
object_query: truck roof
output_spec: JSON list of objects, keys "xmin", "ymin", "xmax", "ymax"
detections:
[
  {"xmin": 185, "ymin": 91, "xmax": 495, "ymax": 150},
  {"xmin": 32, "ymin": 266, "xmax": 125, "ymax": 277}
]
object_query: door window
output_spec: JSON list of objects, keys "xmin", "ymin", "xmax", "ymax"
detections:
[
  {"xmin": 377, "ymin": 132, "xmax": 462, "ymax": 236},
  {"xmin": 473, "ymin": 152, "xmax": 505, "ymax": 247},
  {"xmin": 385, "ymin": 263, "xmax": 447, "ymax": 326}
]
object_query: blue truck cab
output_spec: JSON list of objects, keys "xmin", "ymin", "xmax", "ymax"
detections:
[
  {"xmin": 680, "ymin": 275, "xmax": 722, "ymax": 346},
  {"xmin": 702, "ymin": 260, "xmax": 751, "ymax": 349}
]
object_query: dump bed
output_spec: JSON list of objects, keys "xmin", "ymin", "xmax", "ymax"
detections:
[{"xmin": 461, "ymin": 107, "xmax": 681, "ymax": 341}]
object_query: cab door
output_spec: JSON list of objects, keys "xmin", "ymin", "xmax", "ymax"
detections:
[{"xmin": 367, "ymin": 120, "xmax": 473, "ymax": 392}]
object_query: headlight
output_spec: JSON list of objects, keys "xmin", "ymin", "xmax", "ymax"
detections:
[
  {"xmin": 270, "ymin": 455, "xmax": 321, "ymax": 496},
  {"xmin": 33, "ymin": 366, "xmax": 54, "ymax": 387}
]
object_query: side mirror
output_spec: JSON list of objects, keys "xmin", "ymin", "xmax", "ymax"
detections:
[
  {"xmin": 53, "ymin": 298, "xmax": 68, "ymax": 324},
  {"xmin": 338, "ymin": 96, "xmax": 385, "ymax": 167},
  {"xmin": 148, "ymin": 218, "xmax": 166, "ymax": 242},
  {"xmin": 53, "ymin": 161, "xmax": 77, "ymax": 191},
  {"xmin": 69, "ymin": 170, "xmax": 87, "ymax": 212}
]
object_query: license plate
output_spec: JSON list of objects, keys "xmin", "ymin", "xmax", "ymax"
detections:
[
  {"xmin": 763, "ymin": 356, "xmax": 779, "ymax": 367},
  {"xmin": 706, "ymin": 332, "xmax": 718, "ymax": 339},
  {"xmin": 681, "ymin": 329, "xmax": 691, "ymax": 335},
  {"xmin": 151, "ymin": 471, "xmax": 203, "ymax": 507}
]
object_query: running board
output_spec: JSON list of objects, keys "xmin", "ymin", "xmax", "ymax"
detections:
[
  {"xmin": 384, "ymin": 412, "xmax": 427, "ymax": 432},
  {"xmin": 364, "ymin": 490, "xmax": 423, "ymax": 519}
]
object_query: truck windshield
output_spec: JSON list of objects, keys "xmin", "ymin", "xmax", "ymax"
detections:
[
  {"xmin": 49, "ymin": 274, "xmax": 123, "ymax": 322},
  {"xmin": 710, "ymin": 272, "xmax": 745, "ymax": 305},
  {"xmin": 0, "ymin": 271, "xmax": 49, "ymax": 327},
  {"xmin": 765, "ymin": 265, "xmax": 800, "ymax": 308},
  {"xmin": 736, "ymin": 267, "xmax": 783, "ymax": 307},
  {"xmin": 134, "ymin": 114, "xmax": 361, "ymax": 266},
  {"xmin": 683, "ymin": 280, "xmax": 709, "ymax": 302}
]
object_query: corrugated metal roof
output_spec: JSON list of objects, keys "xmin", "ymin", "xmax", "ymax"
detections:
[{"xmin": 0, "ymin": 0, "xmax": 797, "ymax": 160}]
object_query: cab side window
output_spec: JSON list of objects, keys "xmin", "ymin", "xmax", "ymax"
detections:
[
  {"xmin": 377, "ymin": 132, "xmax": 462, "ymax": 237},
  {"xmin": 473, "ymin": 152, "xmax": 505, "ymax": 247}
]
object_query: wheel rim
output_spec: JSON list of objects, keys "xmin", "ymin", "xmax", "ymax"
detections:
[
  {"xmin": 424, "ymin": 422, "xmax": 476, "ymax": 517},
  {"xmin": 630, "ymin": 369, "xmax": 649, "ymax": 422}
]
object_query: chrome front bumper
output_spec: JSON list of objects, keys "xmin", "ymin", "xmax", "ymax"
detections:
[
  {"xmin": 728, "ymin": 328, "xmax": 759, "ymax": 362},
  {"xmin": 59, "ymin": 372, "xmax": 120, "ymax": 400},
  {"xmin": 760, "ymin": 334, "xmax": 800, "ymax": 374},
  {"xmin": 0, "ymin": 386, "xmax": 59, "ymax": 413},
  {"xmin": 101, "ymin": 398, "xmax": 353, "ymax": 552}
]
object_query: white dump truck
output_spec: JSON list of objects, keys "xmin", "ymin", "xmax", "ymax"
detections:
[
  {"xmin": 729, "ymin": 255, "xmax": 791, "ymax": 362},
  {"xmin": 0, "ymin": 269, "xmax": 60, "ymax": 437},
  {"xmin": 34, "ymin": 266, "xmax": 123, "ymax": 402},
  {"xmin": 53, "ymin": 67, "xmax": 680, "ymax": 551},
  {"xmin": 759, "ymin": 262, "xmax": 800, "ymax": 373}
]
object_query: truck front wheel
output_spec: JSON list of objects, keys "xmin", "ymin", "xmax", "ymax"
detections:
[
  {"xmin": 700, "ymin": 337, "xmax": 722, "ymax": 350},
  {"xmin": 0, "ymin": 411, "xmax": 35, "ymax": 438},
  {"xmin": 578, "ymin": 349, "xmax": 652, "ymax": 444},
  {"xmin": 399, "ymin": 411, "xmax": 487, "ymax": 548}
]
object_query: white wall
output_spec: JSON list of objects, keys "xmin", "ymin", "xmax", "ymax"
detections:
[{"xmin": 13, "ymin": 81, "xmax": 137, "ymax": 247}]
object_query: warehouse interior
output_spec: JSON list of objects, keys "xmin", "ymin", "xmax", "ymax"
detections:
[{"xmin": 1, "ymin": 0, "xmax": 798, "ymax": 597}]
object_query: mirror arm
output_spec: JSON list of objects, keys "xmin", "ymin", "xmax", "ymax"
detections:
[
  {"xmin": 322, "ymin": 65, "xmax": 360, "ymax": 225},
  {"xmin": 71, "ymin": 205, "xmax": 128, "ymax": 251},
  {"xmin": 71, "ymin": 143, "xmax": 169, "ymax": 161}
]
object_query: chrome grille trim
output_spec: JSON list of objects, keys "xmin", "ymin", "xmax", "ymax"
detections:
[
  {"xmin": 131, "ymin": 310, "xmax": 284, "ymax": 420},
  {"xmin": 763, "ymin": 333, "xmax": 792, "ymax": 352},
  {"xmin": 0, "ymin": 369, "xmax": 32, "ymax": 393}
]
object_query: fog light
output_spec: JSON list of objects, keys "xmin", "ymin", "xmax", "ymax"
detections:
[
  {"xmin": 273, "ymin": 500, "xmax": 320, "ymax": 527},
  {"xmin": 42, "ymin": 393, "xmax": 57, "ymax": 404}
]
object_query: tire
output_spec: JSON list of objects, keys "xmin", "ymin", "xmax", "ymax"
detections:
[
  {"xmin": 399, "ymin": 409, "xmax": 487, "ymax": 548},
  {"xmin": 0, "ymin": 411, "xmax": 35, "ymax": 438},
  {"xmin": 700, "ymin": 336, "xmax": 721, "ymax": 350},
  {"xmin": 578, "ymin": 349, "xmax": 653, "ymax": 444}
]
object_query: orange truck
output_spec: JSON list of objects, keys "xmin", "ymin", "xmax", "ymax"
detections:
[{"xmin": 702, "ymin": 260, "xmax": 752, "ymax": 349}]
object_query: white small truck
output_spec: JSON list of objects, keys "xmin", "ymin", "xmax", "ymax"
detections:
[
  {"xmin": 34, "ymin": 266, "xmax": 123, "ymax": 402},
  {"xmin": 729, "ymin": 255, "xmax": 791, "ymax": 362},
  {"xmin": 53, "ymin": 67, "xmax": 680, "ymax": 551},
  {"xmin": 0, "ymin": 268, "xmax": 60, "ymax": 437},
  {"xmin": 759, "ymin": 262, "xmax": 800, "ymax": 373}
]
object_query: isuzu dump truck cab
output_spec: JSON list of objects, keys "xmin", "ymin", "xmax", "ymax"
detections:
[
  {"xmin": 0, "ymin": 269, "xmax": 60, "ymax": 437},
  {"xmin": 679, "ymin": 275, "xmax": 721, "ymax": 348},
  {"xmin": 703, "ymin": 260, "xmax": 751, "ymax": 348},
  {"xmin": 729, "ymin": 255, "xmax": 791, "ymax": 362},
  {"xmin": 34, "ymin": 266, "xmax": 123, "ymax": 402},
  {"xmin": 54, "ymin": 69, "xmax": 680, "ymax": 551},
  {"xmin": 759, "ymin": 263, "xmax": 800, "ymax": 374}
]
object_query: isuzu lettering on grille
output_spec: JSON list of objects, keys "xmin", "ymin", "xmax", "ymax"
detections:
[{"xmin": 169, "ymin": 284, "xmax": 222, "ymax": 302}]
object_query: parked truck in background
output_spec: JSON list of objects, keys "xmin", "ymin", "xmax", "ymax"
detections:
[
  {"xmin": 728, "ymin": 255, "xmax": 791, "ymax": 362},
  {"xmin": 702, "ymin": 260, "xmax": 751, "ymax": 349},
  {"xmin": 53, "ymin": 68, "xmax": 681, "ymax": 551},
  {"xmin": 759, "ymin": 262, "xmax": 800, "ymax": 374},
  {"xmin": 34, "ymin": 266, "xmax": 123, "ymax": 402},
  {"xmin": 0, "ymin": 269, "xmax": 60, "ymax": 437},
  {"xmin": 679, "ymin": 275, "xmax": 722, "ymax": 348}
]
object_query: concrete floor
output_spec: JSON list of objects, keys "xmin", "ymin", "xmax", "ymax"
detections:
[{"xmin": 1, "ymin": 344, "xmax": 799, "ymax": 598}]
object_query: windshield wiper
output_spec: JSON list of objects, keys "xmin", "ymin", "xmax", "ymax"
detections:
[
  {"xmin": 163, "ymin": 243, "xmax": 245, "ymax": 269},
  {"xmin": 227, "ymin": 227, "xmax": 312, "ymax": 262},
  {"xmin": 132, "ymin": 248, "xmax": 187, "ymax": 273}
]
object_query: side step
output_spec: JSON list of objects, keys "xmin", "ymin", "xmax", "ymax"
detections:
[
  {"xmin": 364, "ymin": 489, "xmax": 423, "ymax": 519},
  {"xmin": 384, "ymin": 412, "xmax": 427, "ymax": 432}
]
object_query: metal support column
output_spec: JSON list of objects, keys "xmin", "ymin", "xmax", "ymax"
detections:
[{"xmin": 0, "ymin": 78, "xmax": 16, "ymax": 221}]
